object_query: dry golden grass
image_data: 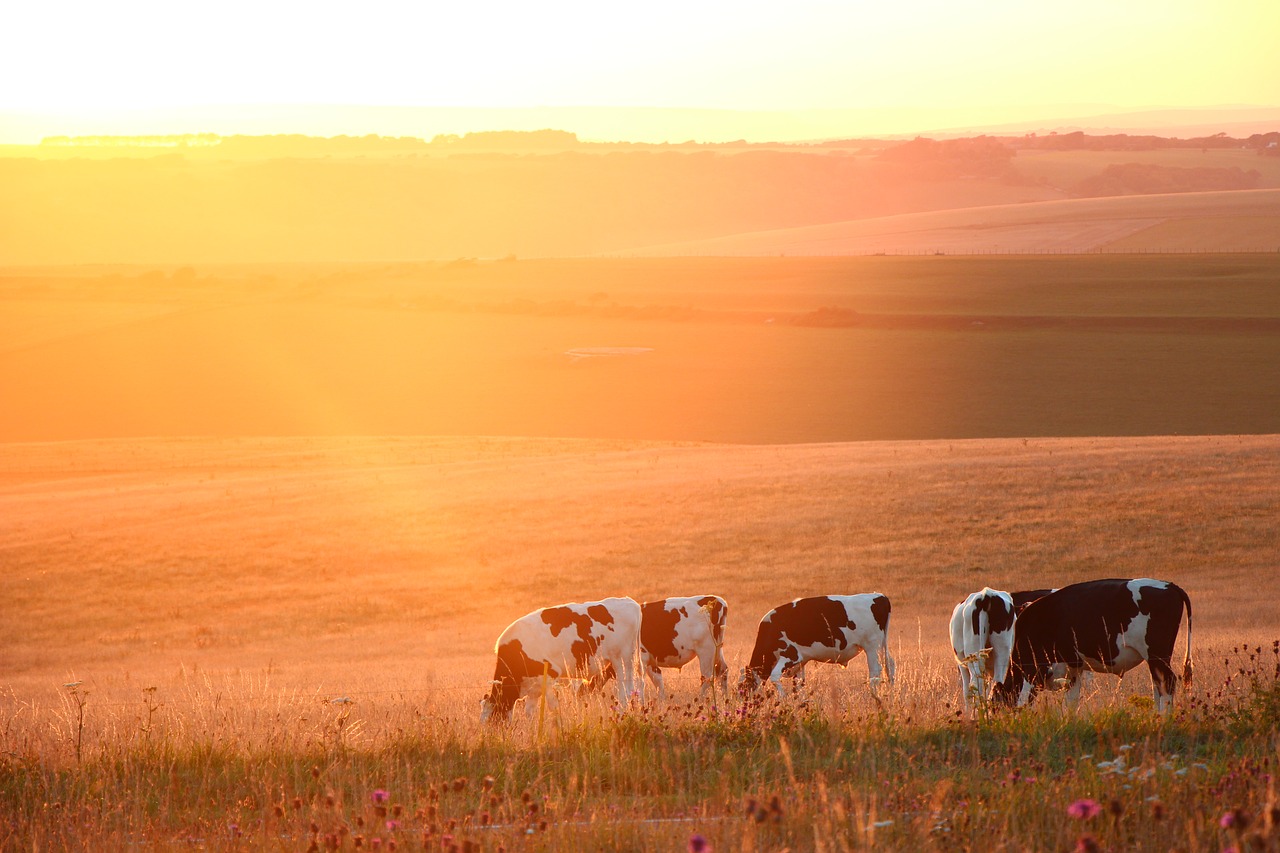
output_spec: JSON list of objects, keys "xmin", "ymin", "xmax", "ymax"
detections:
[{"xmin": 3, "ymin": 433, "xmax": 1276, "ymax": 709}]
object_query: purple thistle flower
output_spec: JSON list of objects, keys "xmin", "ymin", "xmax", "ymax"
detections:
[
  {"xmin": 688, "ymin": 834, "xmax": 711, "ymax": 853},
  {"xmin": 1067, "ymin": 799, "xmax": 1102, "ymax": 820},
  {"xmin": 371, "ymin": 789, "xmax": 389, "ymax": 805}
]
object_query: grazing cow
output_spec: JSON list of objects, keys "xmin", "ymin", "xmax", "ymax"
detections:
[
  {"xmin": 480, "ymin": 597, "xmax": 643, "ymax": 723},
  {"xmin": 740, "ymin": 594, "xmax": 895, "ymax": 698},
  {"xmin": 992, "ymin": 578, "xmax": 1192, "ymax": 714},
  {"xmin": 639, "ymin": 595, "xmax": 729, "ymax": 699},
  {"xmin": 586, "ymin": 595, "xmax": 730, "ymax": 700},
  {"xmin": 950, "ymin": 587, "xmax": 1057, "ymax": 711}
]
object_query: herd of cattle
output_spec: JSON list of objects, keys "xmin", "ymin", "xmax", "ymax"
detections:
[{"xmin": 479, "ymin": 578, "xmax": 1193, "ymax": 723}]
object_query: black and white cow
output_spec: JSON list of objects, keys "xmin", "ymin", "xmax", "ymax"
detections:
[
  {"xmin": 480, "ymin": 597, "xmax": 642, "ymax": 723},
  {"xmin": 587, "ymin": 595, "xmax": 730, "ymax": 700},
  {"xmin": 950, "ymin": 587, "xmax": 1057, "ymax": 711},
  {"xmin": 740, "ymin": 594, "xmax": 895, "ymax": 698},
  {"xmin": 992, "ymin": 578, "xmax": 1193, "ymax": 714},
  {"xmin": 639, "ymin": 595, "xmax": 729, "ymax": 698}
]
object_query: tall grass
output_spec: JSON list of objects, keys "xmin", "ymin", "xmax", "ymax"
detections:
[{"xmin": 5, "ymin": 643, "xmax": 1278, "ymax": 851}]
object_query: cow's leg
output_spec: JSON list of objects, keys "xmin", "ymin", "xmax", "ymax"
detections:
[
  {"xmin": 523, "ymin": 682, "xmax": 558, "ymax": 720},
  {"xmin": 611, "ymin": 651, "xmax": 644, "ymax": 708},
  {"xmin": 957, "ymin": 663, "xmax": 973, "ymax": 713},
  {"xmin": 713, "ymin": 647, "xmax": 730, "ymax": 702},
  {"xmin": 769, "ymin": 659, "xmax": 791, "ymax": 698},
  {"xmin": 789, "ymin": 662, "xmax": 808, "ymax": 695},
  {"xmin": 1148, "ymin": 657, "xmax": 1178, "ymax": 714},
  {"xmin": 646, "ymin": 659, "xmax": 666, "ymax": 700},
  {"xmin": 865, "ymin": 644, "xmax": 886, "ymax": 696}
]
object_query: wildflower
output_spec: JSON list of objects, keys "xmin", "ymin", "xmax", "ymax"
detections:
[
  {"xmin": 1220, "ymin": 809, "xmax": 1250, "ymax": 830},
  {"xmin": 385, "ymin": 820, "xmax": 400, "ymax": 832},
  {"xmin": 1075, "ymin": 834, "xmax": 1100, "ymax": 853},
  {"xmin": 1108, "ymin": 799, "xmax": 1124, "ymax": 818},
  {"xmin": 688, "ymin": 833, "xmax": 711, "ymax": 853},
  {"xmin": 371, "ymin": 790, "xmax": 389, "ymax": 805},
  {"xmin": 1068, "ymin": 799, "xmax": 1102, "ymax": 820}
]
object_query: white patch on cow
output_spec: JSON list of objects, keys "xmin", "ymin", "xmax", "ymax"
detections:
[{"xmin": 950, "ymin": 587, "xmax": 1016, "ymax": 714}]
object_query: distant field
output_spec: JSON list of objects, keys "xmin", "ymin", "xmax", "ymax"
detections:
[
  {"xmin": 621, "ymin": 189, "xmax": 1280, "ymax": 256},
  {"xmin": 3, "ymin": 255, "xmax": 1279, "ymax": 443}
]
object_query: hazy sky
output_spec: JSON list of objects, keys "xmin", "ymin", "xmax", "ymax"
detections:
[{"xmin": 4, "ymin": 0, "xmax": 1278, "ymax": 139}]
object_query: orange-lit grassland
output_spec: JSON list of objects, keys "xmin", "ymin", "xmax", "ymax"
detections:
[
  {"xmin": 3, "ymin": 253, "xmax": 1280, "ymax": 697},
  {"xmin": 4, "ymin": 256, "xmax": 1280, "ymax": 443},
  {"xmin": 3, "ymin": 431, "xmax": 1278, "ymax": 706},
  {"xmin": 2, "ymin": 433, "xmax": 1279, "ymax": 851},
  {"xmin": 4, "ymin": 256, "xmax": 1280, "ymax": 849}
]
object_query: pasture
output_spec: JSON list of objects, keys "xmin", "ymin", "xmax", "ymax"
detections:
[
  {"xmin": 3, "ymin": 433, "xmax": 1279, "ymax": 849},
  {"xmin": 3, "ymin": 255, "xmax": 1280, "ymax": 443}
]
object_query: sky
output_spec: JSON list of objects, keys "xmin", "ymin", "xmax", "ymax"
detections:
[{"xmin": 3, "ymin": 0, "xmax": 1279, "ymax": 142}]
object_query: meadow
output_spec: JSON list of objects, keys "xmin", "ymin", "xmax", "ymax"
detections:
[
  {"xmin": 3, "ymin": 251, "xmax": 1280, "ymax": 849},
  {"xmin": 3, "ymin": 255, "xmax": 1280, "ymax": 443},
  {"xmin": 2, "ymin": 433, "xmax": 1279, "ymax": 850}
]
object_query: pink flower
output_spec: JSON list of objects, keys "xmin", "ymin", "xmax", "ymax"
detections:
[
  {"xmin": 1067, "ymin": 799, "xmax": 1102, "ymax": 820},
  {"xmin": 688, "ymin": 834, "xmax": 711, "ymax": 853},
  {"xmin": 371, "ymin": 790, "xmax": 389, "ymax": 805}
]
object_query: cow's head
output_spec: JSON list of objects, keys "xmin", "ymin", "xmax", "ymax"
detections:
[
  {"xmin": 480, "ymin": 679, "xmax": 516, "ymax": 725},
  {"xmin": 991, "ymin": 660, "xmax": 1048, "ymax": 708}
]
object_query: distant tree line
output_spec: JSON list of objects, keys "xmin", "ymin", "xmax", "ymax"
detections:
[
  {"xmin": 1073, "ymin": 164, "xmax": 1263, "ymax": 196},
  {"xmin": 1015, "ymin": 130, "xmax": 1280, "ymax": 152}
]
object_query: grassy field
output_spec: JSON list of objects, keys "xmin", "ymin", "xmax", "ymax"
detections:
[
  {"xmin": 2, "ymin": 433, "xmax": 1279, "ymax": 849},
  {"xmin": 3, "ymin": 255, "xmax": 1280, "ymax": 443}
]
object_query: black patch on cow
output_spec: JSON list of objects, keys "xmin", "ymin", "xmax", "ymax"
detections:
[
  {"xmin": 746, "ymin": 596, "xmax": 851, "ymax": 682},
  {"xmin": 539, "ymin": 606, "xmax": 601, "ymax": 672},
  {"xmin": 1011, "ymin": 588, "xmax": 1056, "ymax": 615},
  {"xmin": 587, "ymin": 604, "xmax": 613, "ymax": 626},
  {"xmin": 487, "ymin": 639, "xmax": 560, "ymax": 718},
  {"xmin": 986, "ymin": 595, "xmax": 1014, "ymax": 635},
  {"xmin": 870, "ymin": 595, "xmax": 891, "ymax": 635},
  {"xmin": 697, "ymin": 596, "xmax": 727, "ymax": 647},
  {"xmin": 640, "ymin": 600, "xmax": 685, "ymax": 665}
]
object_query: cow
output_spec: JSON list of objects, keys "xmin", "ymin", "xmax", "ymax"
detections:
[
  {"xmin": 950, "ymin": 587, "xmax": 1057, "ymax": 712},
  {"xmin": 585, "ymin": 595, "xmax": 730, "ymax": 700},
  {"xmin": 480, "ymin": 597, "xmax": 643, "ymax": 723},
  {"xmin": 639, "ymin": 595, "xmax": 729, "ymax": 699},
  {"xmin": 992, "ymin": 578, "xmax": 1193, "ymax": 714},
  {"xmin": 740, "ymin": 594, "xmax": 895, "ymax": 698}
]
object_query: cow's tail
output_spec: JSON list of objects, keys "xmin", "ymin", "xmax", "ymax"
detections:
[{"xmin": 1179, "ymin": 585, "xmax": 1194, "ymax": 689}]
